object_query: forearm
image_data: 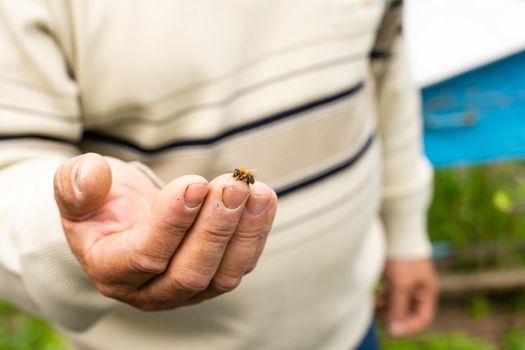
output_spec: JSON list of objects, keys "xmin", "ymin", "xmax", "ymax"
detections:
[
  {"xmin": 372, "ymin": 2, "xmax": 433, "ymax": 259},
  {"xmin": 381, "ymin": 158, "xmax": 433, "ymax": 258}
]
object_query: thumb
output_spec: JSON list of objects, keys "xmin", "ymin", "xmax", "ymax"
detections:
[{"xmin": 54, "ymin": 153, "xmax": 112, "ymax": 221}]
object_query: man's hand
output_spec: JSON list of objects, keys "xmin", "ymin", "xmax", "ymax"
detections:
[
  {"xmin": 377, "ymin": 258, "xmax": 438, "ymax": 337},
  {"xmin": 53, "ymin": 153, "xmax": 277, "ymax": 311}
]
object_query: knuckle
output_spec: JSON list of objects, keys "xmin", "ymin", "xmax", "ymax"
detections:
[
  {"xmin": 391, "ymin": 279, "xmax": 411, "ymax": 291},
  {"xmin": 395, "ymin": 284, "xmax": 411, "ymax": 293},
  {"xmin": 157, "ymin": 215, "xmax": 193, "ymax": 234},
  {"xmin": 96, "ymin": 283, "xmax": 128, "ymax": 301},
  {"xmin": 235, "ymin": 230, "xmax": 268, "ymax": 251},
  {"xmin": 129, "ymin": 251, "xmax": 169, "ymax": 275},
  {"xmin": 211, "ymin": 274, "xmax": 242, "ymax": 293},
  {"xmin": 245, "ymin": 263, "xmax": 257, "ymax": 274},
  {"xmin": 133, "ymin": 302, "xmax": 160, "ymax": 312},
  {"xmin": 126, "ymin": 292, "xmax": 163, "ymax": 312},
  {"xmin": 171, "ymin": 272, "xmax": 211, "ymax": 293},
  {"xmin": 234, "ymin": 226, "xmax": 264, "ymax": 242},
  {"xmin": 201, "ymin": 225, "xmax": 235, "ymax": 244},
  {"xmin": 129, "ymin": 296, "xmax": 159, "ymax": 312},
  {"xmin": 96, "ymin": 283, "xmax": 116, "ymax": 299}
]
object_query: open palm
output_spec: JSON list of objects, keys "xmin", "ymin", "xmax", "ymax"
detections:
[{"xmin": 54, "ymin": 153, "xmax": 277, "ymax": 311}]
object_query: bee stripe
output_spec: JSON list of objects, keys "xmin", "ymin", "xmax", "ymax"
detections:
[{"xmin": 275, "ymin": 132, "xmax": 376, "ymax": 198}]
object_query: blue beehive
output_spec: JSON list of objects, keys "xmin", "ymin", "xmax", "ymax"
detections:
[{"xmin": 422, "ymin": 50, "xmax": 525, "ymax": 167}]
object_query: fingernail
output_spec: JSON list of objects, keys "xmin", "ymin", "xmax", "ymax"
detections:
[
  {"xmin": 246, "ymin": 194, "xmax": 271, "ymax": 215},
  {"xmin": 222, "ymin": 186, "xmax": 248, "ymax": 209},
  {"xmin": 389, "ymin": 322, "xmax": 405, "ymax": 336},
  {"xmin": 184, "ymin": 183, "xmax": 208, "ymax": 208}
]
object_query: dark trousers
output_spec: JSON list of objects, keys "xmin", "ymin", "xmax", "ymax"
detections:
[{"xmin": 354, "ymin": 322, "xmax": 380, "ymax": 350}]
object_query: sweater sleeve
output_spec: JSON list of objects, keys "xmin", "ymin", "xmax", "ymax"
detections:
[
  {"xmin": 0, "ymin": 0, "xmax": 115, "ymax": 331},
  {"xmin": 371, "ymin": 1, "xmax": 434, "ymax": 259}
]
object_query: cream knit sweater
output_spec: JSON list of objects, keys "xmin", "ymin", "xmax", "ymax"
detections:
[{"xmin": 0, "ymin": 0, "xmax": 432, "ymax": 349}]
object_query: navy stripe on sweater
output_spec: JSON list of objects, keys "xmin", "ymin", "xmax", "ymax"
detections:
[
  {"xmin": 275, "ymin": 133, "xmax": 375, "ymax": 198},
  {"xmin": 82, "ymin": 81, "xmax": 365, "ymax": 154}
]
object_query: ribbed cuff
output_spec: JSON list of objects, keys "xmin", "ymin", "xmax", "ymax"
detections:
[
  {"xmin": 380, "ymin": 156, "xmax": 433, "ymax": 259},
  {"xmin": 381, "ymin": 210, "xmax": 432, "ymax": 259}
]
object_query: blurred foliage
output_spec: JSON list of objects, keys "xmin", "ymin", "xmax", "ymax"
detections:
[
  {"xmin": 430, "ymin": 162, "xmax": 525, "ymax": 246},
  {"xmin": 382, "ymin": 332, "xmax": 496, "ymax": 350},
  {"xmin": 383, "ymin": 329, "xmax": 525, "ymax": 350},
  {"xmin": 467, "ymin": 294, "xmax": 491, "ymax": 319},
  {"xmin": 504, "ymin": 329, "xmax": 525, "ymax": 350},
  {"xmin": 0, "ymin": 301, "xmax": 67, "ymax": 350},
  {"xmin": 429, "ymin": 162, "xmax": 525, "ymax": 269}
]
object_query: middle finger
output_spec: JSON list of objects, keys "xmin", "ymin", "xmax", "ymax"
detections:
[{"xmin": 191, "ymin": 181, "xmax": 277, "ymax": 302}]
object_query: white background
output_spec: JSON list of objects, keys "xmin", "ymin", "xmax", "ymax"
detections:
[{"xmin": 405, "ymin": 0, "xmax": 525, "ymax": 87}]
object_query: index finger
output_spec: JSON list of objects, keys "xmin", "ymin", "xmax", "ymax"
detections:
[{"xmin": 89, "ymin": 175, "xmax": 209, "ymax": 288}]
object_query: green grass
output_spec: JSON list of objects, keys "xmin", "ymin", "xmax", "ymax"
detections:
[
  {"xmin": 504, "ymin": 329, "xmax": 525, "ymax": 350},
  {"xmin": 382, "ymin": 333, "xmax": 496, "ymax": 350},
  {"xmin": 0, "ymin": 301, "xmax": 67, "ymax": 350},
  {"xmin": 383, "ymin": 329, "xmax": 525, "ymax": 350},
  {"xmin": 381, "ymin": 328, "xmax": 525, "ymax": 350}
]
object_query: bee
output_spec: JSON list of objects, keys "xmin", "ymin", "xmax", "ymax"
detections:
[{"xmin": 231, "ymin": 167, "xmax": 256, "ymax": 185}]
